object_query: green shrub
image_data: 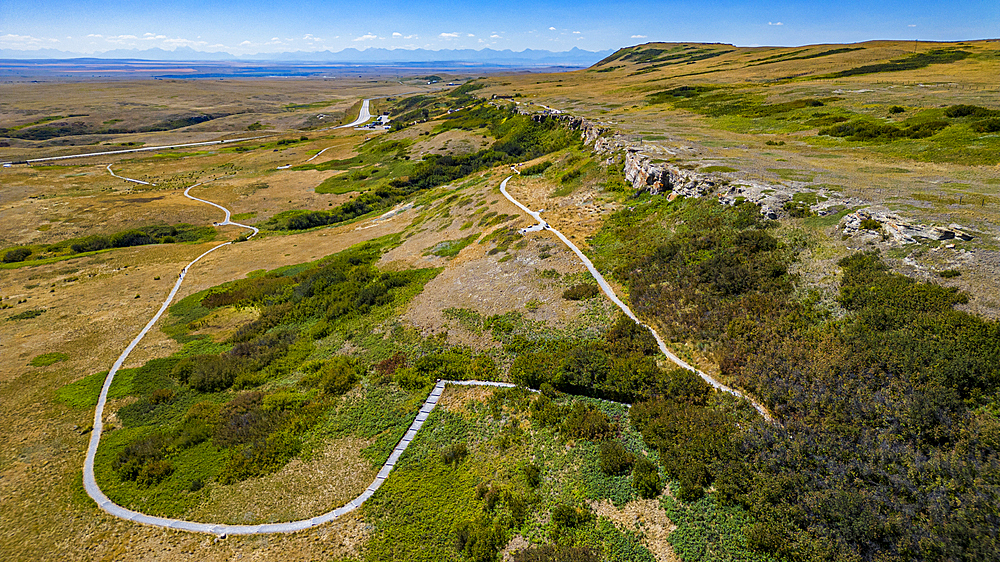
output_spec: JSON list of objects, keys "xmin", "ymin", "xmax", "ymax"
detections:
[
  {"xmin": 631, "ymin": 457, "xmax": 661, "ymax": 499},
  {"xmin": 859, "ymin": 218, "xmax": 882, "ymax": 231},
  {"xmin": 7, "ymin": 308, "xmax": 45, "ymax": 321},
  {"xmin": 939, "ymin": 269, "xmax": 961, "ymax": 278},
  {"xmin": 888, "ymin": 106, "xmax": 906, "ymax": 114},
  {"xmin": 149, "ymin": 388, "xmax": 175, "ymax": 404},
  {"xmin": 521, "ymin": 161, "xmax": 553, "ymax": 175},
  {"xmin": 598, "ymin": 441, "xmax": 635, "ymax": 476},
  {"xmin": 551, "ymin": 504, "xmax": 593, "ymax": 529},
  {"xmin": 440, "ymin": 442, "xmax": 469, "ymax": 467},
  {"xmin": 522, "ymin": 462, "xmax": 542, "ymax": 488},
  {"xmin": 661, "ymin": 368, "xmax": 712, "ymax": 406},
  {"xmin": 819, "ymin": 119, "xmax": 949, "ymax": 141},
  {"xmin": 70, "ymin": 235, "xmax": 111, "ymax": 253},
  {"xmin": 562, "ymin": 283, "xmax": 600, "ymax": 300},
  {"xmin": 303, "ymin": 356, "xmax": 359, "ymax": 395},
  {"xmin": 782, "ymin": 200, "xmax": 813, "ymax": 218},
  {"xmin": 3, "ymin": 247, "xmax": 32, "ymax": 263},
  {"xmin": 972, "ymin": 118, "xmax": 1000, "ymax": 133},
  {"xmin": 109, "ymin": 230, "xmax": 157, "ymax": 248},
  {"xmin": 456, "ymin": 516, "xmax": 507, "ymax": 562},
  {"xmin": 560, "ymin": 169, "xmax": 583, "ymax": 183},
  {"xmin": 115, "ymin": 433, "xmax": 171, "ymax": 485},
  {"xmin": 562, "ymin": 403, "xmax": 611, "ymax": 440},
  {"xmin": 944, "ymin": 104, "xmax": 999, "ymax": 118}
]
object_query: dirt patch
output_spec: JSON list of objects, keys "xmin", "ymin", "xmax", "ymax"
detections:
[
  {"xmin": 187, "ymin": 306, "xmax": 260, "ymax": 343},
  {"xmin": 589, "ymin": 498, "xmax": 679, "ymax": 562},
  {"xmin": 438, "ymin": 384, "xmax": 498, "ymax": 412},
  {"xmin": 184, "ymin": 437, "xmax": 377, "ymax": 525}
]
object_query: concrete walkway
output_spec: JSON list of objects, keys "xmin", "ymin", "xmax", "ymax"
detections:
[
  {"xmin": 499, "ymin": 175, "xmax": 773, "ymax": 422},
  {"xmin": 80, "ymin": 171, "xmax": 510, "ymax": 536}
]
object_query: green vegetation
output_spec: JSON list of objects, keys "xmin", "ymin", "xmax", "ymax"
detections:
[
  {"xmin": 30, "ymin": 352, "xmax": 69, "ymax": 367},
  {"xmin": 746, "ymin": 47, "xmax": 863, "ymax": 67},
  {"xmin": 271, "ymin": 105, "xmax": 576, "ymax": 231},
  {"xmin": 425, "ymin": 234, "xmax": 480, "ymax": 258},
  {"xmin": 819, "ymin": 119, "xmax": 949, "ymax": 141},
  {"xmin": 3, "ymin": 247, "xmax": 32, "ymax": 263},
  {"xmin": 75, "ymin": 237, "xmax": 444, "ymax": 517},
  {"xmin": 7, "ymin": 308, "xmax": 45, "ymax": 321},
  {"xmin": 1, "ymin": 113, "xmax": 226, "ymax": 140},
  {"xmin": 0, "ymin": 223, "xmax": 216, "ymax": 267},
  {"xmin": 562, "ymin": 283, "xmax": 600, "ymax": 301},
  {"xmin": 588, "ymin": 193, "xmax": 1000, "ymax": 561},
  {"xmin": 822, "ymin": 49, "xmax": 970, "ymax": 78},
  {"xmin": 642, "ymin": 84, "xmax": 1000, "ymax": 163},
  {"xmin": 362, "ymin": 382, "xmax": 661, "ymax": 562},
  {"xmin": 522, "ymin": 161, "xmax": 553, "ymax": 175}
]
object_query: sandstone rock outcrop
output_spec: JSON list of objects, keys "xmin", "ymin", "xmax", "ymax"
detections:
[{"xmin": 841, "ymin": 209, "xmax": 974, "ymax": 244}]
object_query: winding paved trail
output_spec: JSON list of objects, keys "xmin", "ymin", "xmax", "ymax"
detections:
[
  {"xmin": 80, "ymin": 98, "xmax": 770, "ymax": 536},
  {"xmin": 82, "ymin": 172, "xmax": 463, "ymax": 536},
  {"xmin": 499, "ymin": 175, "xmax": 773, "ymax": 422},
  {"xmin": 107, "ymin": 164, "xmax": 156, "ymax": 186}
]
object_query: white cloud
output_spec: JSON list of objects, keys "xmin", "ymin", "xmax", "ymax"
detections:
[
  {"xmin": 162, "ymin": 37, "xmax": 207, "ymax": 47},
  {"xmin": 908, "ymin": 24, "xmax": 917, "ymax": 27},
  {"xmin": 549, "ymin": 27, "xmax": 556, "ymax": 31},
  {"xmin": 240, "ymin": 40, "xmax": 252, "ymax": 46},
  {"xmin": 490, "ymin": 34, "xmax": 502, "ymax": 39},
  {"xmin": 0, "ymin": 33, "xmax": 59, "ymax": 47},
  {"xmin": 392, "ymin": 32, "xmax": 403, "ymax": 37},
  {"xmin": 353, "ymin": 33, "xmax": 377, "ymax": 41},
  {"xmin": 768, "ymin": 22, "xmax": 783, "ymax": 26},
  {"xmin": 631, "ymin": 35, "xmax": 647, "ymax": 39},
  {"xmin": 467, "ymin": 33, "xmax": 475, "ymax": 37},
  {"xmin": 271, "ymin": 37, "xmax": 280, "ymax": 41},
  {"xmin": 439, "ymin": 32, "xmax": 460, "ymax": 38},
  {"xmin": 573, "ymin": 31, "xmax": 581, "ymax": 34}
]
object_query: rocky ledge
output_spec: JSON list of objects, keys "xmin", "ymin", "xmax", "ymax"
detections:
[
  {"xmin": 515, "ymin": 102, "xmax": 977, "ymax": 245},
  {"xmin": 841, "ymin": 209, "xmax": 974, "ymax": 244}
]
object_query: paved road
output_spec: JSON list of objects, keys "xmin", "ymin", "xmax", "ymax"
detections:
[
  {"xmin": 499, "ymin": 175, "xmax": 773, "ymax": 422},
  {"xmin": 1, "ymin": 135, "xmax": 271, "ymax": 166},
  {"xmin": 336, "ymin": 99, "xmax": 373, "ymax": 129}
]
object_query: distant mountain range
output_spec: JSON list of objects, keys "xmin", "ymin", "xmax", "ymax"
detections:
[{"xmin": 0, "ymin": 46, "xmax": 613, "ymax": 66}]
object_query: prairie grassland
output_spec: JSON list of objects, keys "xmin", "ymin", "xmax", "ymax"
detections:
[{"xmin": 3, "ymin": 43, "xmax": 1000, "ymax": 562}]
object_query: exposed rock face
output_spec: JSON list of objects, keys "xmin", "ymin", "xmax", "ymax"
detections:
[
  {"xmin": 622, "ymin": 148, "xmax": 716, "ymax": 198},
  {"xmin": 512, "ymin": 101, "xmax": 977, "ymax": 245},
  {"xmin": 525, "ymin": 111, "xmax": 609, "ymax": 147},
  {"xmin": 841, "ymin": 209, "xmax": 975, "ymax": 244}
]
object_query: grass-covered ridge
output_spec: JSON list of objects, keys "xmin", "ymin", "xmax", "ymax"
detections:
[{"xmin": 266, "ymin": 104, "xmax": 578, "ymax": 231}]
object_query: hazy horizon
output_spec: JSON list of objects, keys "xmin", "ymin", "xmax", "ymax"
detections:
[{"xmin": 2, "ymin": 0, "xmax": 997, "ymax": 57}]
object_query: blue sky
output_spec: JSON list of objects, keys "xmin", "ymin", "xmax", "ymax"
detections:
[{"xmin": 1, "ymin": 0, "xmax": 997, "ymax": 54}]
